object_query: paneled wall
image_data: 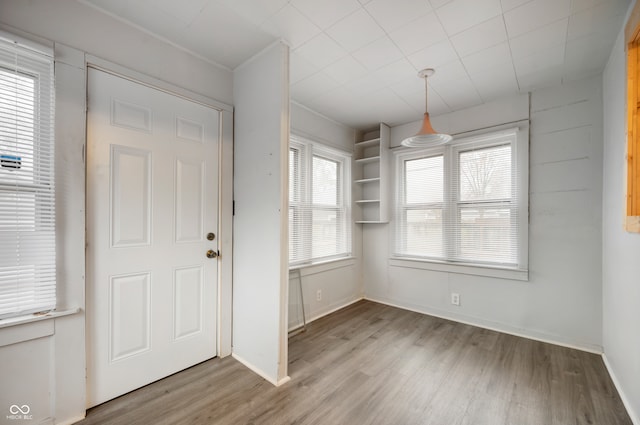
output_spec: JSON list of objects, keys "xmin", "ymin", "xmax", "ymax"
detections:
[
  {"xmin": 602, "ymin": 12, "xmax": 640, "ymax": 424},
  {"xmin": 364, "ymin": 77, "xmax": 605, "ymax": 352}
]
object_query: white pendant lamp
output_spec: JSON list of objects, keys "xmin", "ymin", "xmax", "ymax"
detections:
[{"xmin": 401, "ymin": 68, "xmax": 452, "ymax": 147}]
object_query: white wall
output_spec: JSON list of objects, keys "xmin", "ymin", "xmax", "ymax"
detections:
[
  {"xmin": 0, "ymin": 42, "xmax": 87, "ymax": 425},
  {"xmin": 0, "ymin": 2, "xmax": 235, "ymax": 422},
  {"xmin": 288, "ymin": 103, "xmax": 362, "ymax": 330},
  {"xmin": 232, "ymin": 42, "xmax": 290, "ymax": 385},
  {"xmin": 602, "ymin": 14, "xmax": 640, "ymax": 424},
  {"xmin": 0, "ymin": 0, "xmax": 233, "ymax": 105},
  {"xmin": 364, "ymin": 77, "xmax": 605, "ymax": 352}
]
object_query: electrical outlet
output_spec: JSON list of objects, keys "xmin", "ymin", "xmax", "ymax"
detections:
[
  {"xmin": 451, "ymin": 293, "xmax": 460, "ymax": 306},
  {"xmin": 316, "ymin": 289, "xmax": 322, "ymax": 302}
]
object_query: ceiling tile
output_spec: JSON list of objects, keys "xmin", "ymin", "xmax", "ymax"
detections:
[
  {"xmin": 153, "ymin": 0, "xmax": 210, "ymax": 26},
  {"xmin": 306, "ymin": 86, "xmax": 362, "ymax": 117},
  {"xmin": 469, "ymin": 62, "xmax": 519, "ymax": 101},
  {"xmin": 261, "ymin": 4, "xmax": 321, "ymax": 48},
  {"xmin": 294, "ymin": 33, "xmax": 348, "ymax": 69},
  {"xmin": 322, "ymin": 55, "xmax": 369, "ymax": 84},
  {"xmin": 450, "ymin": 16, "xmax": 508, "ymax": 57},
  {"xmin": 462, "ymin": 42, "xmax": 512, "ymax": 74},
  {"xmin": 290, "ymin": 53, "xmax": 319, "ymax": 84},
  {"xmin": 365, "ymin": 0, "xmax": 433, "ymax": 33},
  {"xmin": 291, "ymin": 71, "xmax": 340, "ymax": 104},
  {"xmin": 407, "ymin": 40, "xmax": 459, "ymax": 70},
  {"xmin": 429, "ymin": 0, "xmax": 454, "ymax": 7},
  {"xmin": 429, "ymin": 59, "xmax": 468, "ymax": 87},
  {"xmin": 372, "ymin": 59, "xmax": 418, "ymax": 86},
  {"xmin": 435, "ymin": 75, "xmax": 483, "ymax": 110},
  {"xmin": 517, "ymin": 66, "xmax": 563, "ymax": 91},
  {"xmin": 568, "ymin": 0, "xmax": 628, "ymax": 41},
  {"xmin": 563, "ymin": 31, "xmax": 616, "ymax": 80},
  {"xmin": 500, "ymin": 0, "xmax": 530, "ymax": 12},
  {"xmin": 352, "ymin": 36, "xmax": 405, "ymax": 70},
  {"xmin": 508, "ymin": 18, "xmax": 568, "ymax": 59},
  {"xmin": 570, "ymin": 0, "xmax": 628, "ymax": 14},
  {"xmin": 436, "ymin": 0, "xmax": 503, "ymax": 36},
  {"xmin": 388, "ymin": 12, "xmax": 448, "ymax": 55},
  {"xmin": 342, "ymin": 72, "xmax": 386, "ymax": 97},
  {"xmin": 504, "ymin": 0, "xmax": 571, "ymax": 38},
  {"xmin": 291, "ymin": 0, "xmax": 361, "ymax": 29},
  {"xmin": 513, "ymin": 44, "xmax": 565, "ymax": 79},
  {"xmin": 325, "ymin": 9, "xmax": 386, "ymax": 52},
  {"xmin": 219, "ymin": 0, "xmax": 290, "ymax": 26},
  {"xmin": 184, "ymin": 2, "xmax": 275, "ymax": 68},
  {"xmin": 359, "ymin": 88, "xmax": 419, "ymax": 126}
]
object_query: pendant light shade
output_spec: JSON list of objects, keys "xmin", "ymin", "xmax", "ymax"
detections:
[{"xmin": 401, "ymin": 68, "xmax": 452, "ymax": 147}]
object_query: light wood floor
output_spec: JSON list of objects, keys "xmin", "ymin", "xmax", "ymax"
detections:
[{"xmin": 77, "ymin": 300, "xmax": 632, "ymax": 425}]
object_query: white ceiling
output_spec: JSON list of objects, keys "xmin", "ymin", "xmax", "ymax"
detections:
[{"xmin": 80, "ymin": 0, "xmax": 629, "ymax": 130}]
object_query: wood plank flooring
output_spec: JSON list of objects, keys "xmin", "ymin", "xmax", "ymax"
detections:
[{"xmin": 77, "ymin": 300, "xmax": 632, "ymax": 425}]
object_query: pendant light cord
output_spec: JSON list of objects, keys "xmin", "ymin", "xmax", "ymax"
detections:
[{"xmin": 424, "ymin": 75, "xmax": 429, "ymax": 113}]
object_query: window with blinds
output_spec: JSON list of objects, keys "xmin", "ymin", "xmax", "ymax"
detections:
[
  {"xmin": 395, "ymin": 128, "xmax": 527, "ymax": 270},
  {"xmin": 289, "ymin": 136, "xmax": 351, "ymax": 266},
  {"xmin": 0, "ymin": 36, "xmax": 56, "ymax": 318}
]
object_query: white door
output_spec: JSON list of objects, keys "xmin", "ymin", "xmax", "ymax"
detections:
[{"xmin": 86, "ymin": 68, "xmax": 219, "ymax": 407}]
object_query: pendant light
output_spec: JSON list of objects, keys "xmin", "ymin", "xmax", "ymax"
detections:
[{"xmin": 401, "ymin": 68, "xmax": 452, "ymax": 147}]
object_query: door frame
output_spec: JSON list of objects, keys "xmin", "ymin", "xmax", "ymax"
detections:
[{"xmin": 85, "ymin": 56, "xmax": 234, "ymax": 362}]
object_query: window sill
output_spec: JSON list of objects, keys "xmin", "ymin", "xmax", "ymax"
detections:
[
  {"xmin": 0, "ymin": 307, "xmax": 80, "ymax": 330},
  {"xmin": 290, "ymin": 257, "xmax": 356, "ymax": 277},
  {"xmin": 389, "ymin": 258, "xmax": 528, "ymax": 281}
]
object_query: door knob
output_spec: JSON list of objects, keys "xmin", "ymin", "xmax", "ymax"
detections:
[
  {"xmin": 206, "ymin": 249, "xmax": 217, "ymax": 259},
  {"xmin": 207, "ymin": 232, "xmax": 215, "ymax": 241}
]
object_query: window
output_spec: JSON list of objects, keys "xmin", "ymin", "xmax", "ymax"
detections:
[
  {"xmin": 395, "ymin": 127, "xmax": 528, "ymax": 271},
  {"xmin": 0, "ymin": 36, "xmax": 55, "ymax": 318},
  {"xmin": 289, "ymin": 136, "xmax": 351, "ymax": 266}
]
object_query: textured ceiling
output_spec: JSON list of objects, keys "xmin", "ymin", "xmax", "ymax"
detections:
[{"xmin": 80, "ymin": 0, "xmax": 629, "ymax": 130}]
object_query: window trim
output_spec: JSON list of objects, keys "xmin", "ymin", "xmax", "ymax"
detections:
[
  {"xmin": 626, "ymin": 8, "xmax": 640, "ymax": 232},
  {"xmin": 0, "ymin": 35, "xmax": 57, "ymax": 319},
  {"xmin": 289, "ymin": 134, "xmax": 352, "ymax": 268},
  {"xmin": 392, "ymin": 124, "xmax": 529, "ymax": 279}
]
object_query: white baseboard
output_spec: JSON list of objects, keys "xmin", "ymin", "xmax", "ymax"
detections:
[
  {"xmin": 365, "ymin": 296, "xmax": 603, "ymax": 355},
  {"xmin": 231, "ymin": 352, "xmax": 289, "ymax": 387},
  {"xmin": 602, "ymin": 354, "xmax": 640, "ymax": 425},
  {"xmin": 56, "ymin": 415, "xmax": 86, "ymax": 425},
  {"xmin": 288, "ymin": 296, "xmax": 364, "ymax": 332}
]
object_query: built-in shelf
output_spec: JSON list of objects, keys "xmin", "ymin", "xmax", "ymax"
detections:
[
  {"xmin": 353, "ymin": 124, "xmax": 389, "ymax": 224},
  {"xmin": 355, "ymin": 177, "xmax": 381, "ymax": 184},
  {"xmin": 355, "ymin": 138, "xmax": 381, "ymax": 148},
  {"xmin": 355, "ymin": 155, "xmax": 380, "ymax": 164},
  {"xmin": 355, "ymin": 221, "xmax": 387, "ymax": 224}
]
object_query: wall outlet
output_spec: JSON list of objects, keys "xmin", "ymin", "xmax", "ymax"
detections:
[
  {"xmin": 451, "ymin": 292, "xmax": 460, "ymax": 306},
  {"xmin": 316, "ymin": 289, "xmax": 322, "ymax": 302}
]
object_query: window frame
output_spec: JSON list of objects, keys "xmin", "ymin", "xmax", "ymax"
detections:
[
  {"xmin": 289, "ymin": 135, "xmax": 352, "ymax": 267},
  {"xmin": 0, "ymin": 35, "xmax": 56, "ymax": 319},
  {"xmin": 393, "ymin": 125, "xmax": 529, "ymax": 280},
  {"xmin": 626, "ymin": 5, "xmax": 640, "ymax": 232}
]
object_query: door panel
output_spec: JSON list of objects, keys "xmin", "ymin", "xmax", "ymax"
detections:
[{"xmin": 87, "ymin": 68, "xmax": 219, "ymax": 407}]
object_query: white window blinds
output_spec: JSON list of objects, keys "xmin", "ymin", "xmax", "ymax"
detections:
[
  {"xmin": 0, "ymin": 37, "xmax": 56, "ymax": 318},
  {"xmin": 395, "ymin": 128, "xmax": 527, "ymax": 270},
  {"xmin": 289, "ymin": 137, "xmax": 351, "ymax": 266}
]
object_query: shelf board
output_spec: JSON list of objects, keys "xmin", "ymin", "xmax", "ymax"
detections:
[
  {"xmin": 355, "ymin": 138, "xmax": 381, "ymax": 148},
  {"xmin": 355, "ymin": 155, "xmax": 380, "ymax": 164},
  {"xmin": 356, "ymin": 199, "xmax": 381, "ymax": 204},
  {"xmin": 355, "ymin": 177, "xmax": 381, "ymax": 184},
  {"xmin": 356, "ymin": 220, "xmax": 389, "ymax": 224}
]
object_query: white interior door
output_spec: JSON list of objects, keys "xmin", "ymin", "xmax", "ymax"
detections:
[{"xmin": 86, "ymin": 68, "xmax": 219, "ymax": 407}]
